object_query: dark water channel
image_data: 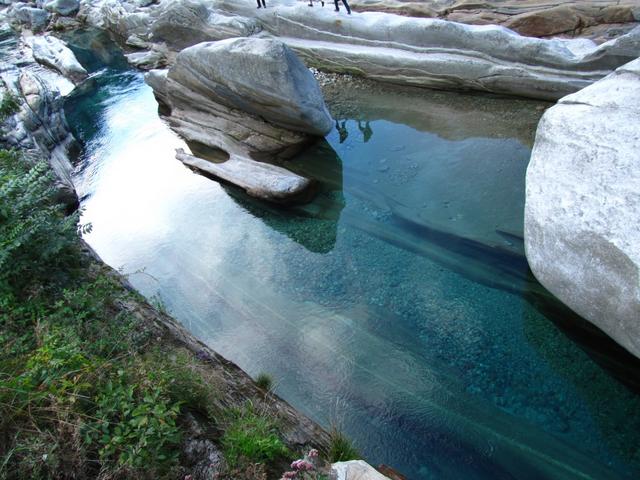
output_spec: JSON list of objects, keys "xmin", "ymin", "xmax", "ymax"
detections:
[{"xmin": 60, "ymin": 31, "xmax": 640, "ymax": 479}]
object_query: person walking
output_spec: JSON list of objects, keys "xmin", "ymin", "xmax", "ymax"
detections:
[
  {"xmin": 334, "ymin": 0, "xmax": 351, "ymax": 14},
  {"xmin": 257, "ymin": 0, "xmax": 266, "ymax": 8}
]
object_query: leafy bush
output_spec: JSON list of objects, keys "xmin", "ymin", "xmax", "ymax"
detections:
[
  {"xmin": 85, "ymin": 379, "xmax": 182, "ymax": 470},
  {"xmin": 0, "ymin": 92, "xmax": 20, "ymax": 121},
  {"xmin": 0, "ymin": 150, "xmax": 81, "ymax": 296},
  {"xmin": 221, "ymin": 403, "xmax": 289, "ymax": 467}
]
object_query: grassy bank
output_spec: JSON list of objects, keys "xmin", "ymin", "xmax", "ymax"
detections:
[{"xmin": 0, "ymin": 149, "xmax": 357, "ymax": 479}]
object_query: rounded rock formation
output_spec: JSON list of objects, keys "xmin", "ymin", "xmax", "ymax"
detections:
[{"xmin": 525, "ymin": 58, "xmax": 640, "ymax": 358}]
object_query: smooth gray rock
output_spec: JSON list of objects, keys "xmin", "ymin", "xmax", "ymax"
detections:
[
  {"xmin": 81, "ymin": 0, "xmax": 640, "ymax": 99},
  {"xmin": 146, "ymin": 38, "xmax": 332, "ymax": 203},
  {"xmin": 145, "ymin": 67, "xmax": 169, "ymax": 105},
  {"xmin": 171, "ymin": 38, "xmax": 332, "ymax": 136},
  {"xmin": 44, "ymin": 0, "xmax": 80, "ymax": 16},
  {"xmin": 95, "ymin": 0, "xmax": 156, "ymax": 39},
  {"xmin": 0, "ymin": 68, "xmax": 77, "ymax": 205},
  {"xmin": 176, "ymin": 149, "xmax": 314, "ymax": 203},
  {"xmin": 10, "ymin": 5, "xmax": 50, "ymax": 31},
  {"xmin": 26, "ymin": 35, "xmax": 88, "ymax": 84},
  {"xmin": 216, "ymin": 1, "xmax": 640, "ymax": 100},
  {"xmin": 525, "ymin": 57, "xmax": 640, "ymax": 358},
  {"xmin": 125, "ymin": 48, "xmax": 166, "ymax": 70},
  {"xmin": 150, "ymin": 0, "xmax": 261, "ymax": 50}
]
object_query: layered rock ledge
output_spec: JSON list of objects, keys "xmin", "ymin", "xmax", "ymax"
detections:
[
  {"xmin": 82, "ymin": 0, "xmax": 640, "ymax": 101},
  {"xmin": 349, "ymin": 0, "xmax": 640, "ymax": 42},
  {"xmin": 145, "ymin": 37, "xmax": 333, "ymax": 203},
  {"xmin": 525, "ymin": 58, "xmax": 640, "ymax": 359}
]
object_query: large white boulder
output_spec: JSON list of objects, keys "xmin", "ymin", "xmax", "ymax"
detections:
[
  {"xmin": 169, "ymin": 37, "xmax": 333, "ymax": 136},
  {"xmin": 525, "ymin": 58, "xmax": 640, "ymax": 358},
  {"xmin": 146, "ymin": 37, "xmax": 333, "ymax": 203}
]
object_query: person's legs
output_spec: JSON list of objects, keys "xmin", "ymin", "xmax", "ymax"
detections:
[
  {"xmin": 334, "ymin": 0, "xmax": 340, "ymax": 11},
  {"xmin": 341, "ymin": 0, "xmax": 351, "ymax": 14}
]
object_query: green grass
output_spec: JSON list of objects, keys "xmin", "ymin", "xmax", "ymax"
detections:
[
  {"xmin": 221, "ymin": 403, "xmax": 289, "ymax": 467},
  {"xmin": 255, "ymin": 372, "xmax": 274, "ymax": 391},
  {"xmin": 327, "ymin": 426, "xmax": 359, "ymax": 463}
]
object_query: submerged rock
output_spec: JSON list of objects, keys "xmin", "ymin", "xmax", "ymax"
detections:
[
  {"xmin": 26, "ymin": 35, "xmax": 88, "ymax": 84},
  {"xmin": 146, "ymin": 37, "xmax": 332, "ymax": 203},
  {"xmin": 525, "ymin": 58, "xmax": 640, "ymax": 359}
]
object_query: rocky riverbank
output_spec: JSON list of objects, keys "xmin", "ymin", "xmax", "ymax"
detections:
[{"xmin": 349, "ymin": 0, "xmax": 640, "ymax": 43}]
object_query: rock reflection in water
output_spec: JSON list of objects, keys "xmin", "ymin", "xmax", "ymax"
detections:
[{"xmin": 220, "ymin": 139, "xmax": 345, "ymax": 254}]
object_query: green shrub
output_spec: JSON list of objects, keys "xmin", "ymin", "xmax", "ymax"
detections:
[
  {"xmin": 0, "ymin": 92, "xmax": 20, "ymax": 121},
  {"xmin": 327, "ymin": 426, "xmax": 359, "ymax": 463},
  {"xmin": 84, "ymin": 379, "xmax": 182, "ymax": 470},
  {"xmin": 221, "ymin": 403, "xmax": 289, "ymax": 467},
  {"xmin": 0, "ymin": 150, "xmax": 81, "ymax": 297},
  {"xmin": 255, "ymin": 372, "xmax": 274, "ymax": 391},
  {"xmin": 141, "ymin": 349, "xmax": 218, "ymax": 419}
]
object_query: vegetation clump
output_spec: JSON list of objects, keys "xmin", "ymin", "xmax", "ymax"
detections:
[
  {"xmin": 0, "ymin": 92, "xmax": 20, "ymax": 121},
  {"xmin": 221, "ymin": 402, "xmax": 289, "ymax": 468},
  {"xmin": 327, "ymin": 426, "xmax": 360, "ymax": 463},
  {"xmin": 255, "ymin": 371, "xmax": 274, "ymax": 391}
]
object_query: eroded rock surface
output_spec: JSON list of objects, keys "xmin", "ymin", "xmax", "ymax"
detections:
[
  {"xmin": 350, "ymin": 0, "xmax": 639, "ymax": 42},
  {"xmin": 0, "ymin": 25, "xmax": 79, "ymax": 205},
  {"xmin": 525, "ymin": 58, "xmax": 640, "ymax": 359},
  {"xmin": 83, "ymin": 0, "xmax": 640, "ymax": 101},
  {"xmin": 146, "ymin": 37, "xmax": 332, "ymax": 203},
  {"xmin": 26, "ymin": 34, "xmax": 87, "ymax": 83},
  {"xmin": 44, "ymin": 0, "xmax": 80, "ymax": 16}
]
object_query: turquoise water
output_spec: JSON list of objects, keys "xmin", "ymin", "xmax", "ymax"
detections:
[{"xmin": 63, "ymin": 31, "xmax": 640, "ymax": 479}]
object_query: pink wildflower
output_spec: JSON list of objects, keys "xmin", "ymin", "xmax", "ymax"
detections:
[
  {"xmin": 282, "ymin": 471, "xmax": 298, "ymax": 479},
  {"xmin": 308, "ymin": 449, "xmax": 319, "ymax": 458},
  {"xmin": 292, "ymin": 459, "xmax": 314, "ymax": 471}
]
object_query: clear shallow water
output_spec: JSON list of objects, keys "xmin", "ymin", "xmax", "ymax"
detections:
[{"xmin": 63, "ymin": 32, "xmax": 640, "ymax": 480}]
